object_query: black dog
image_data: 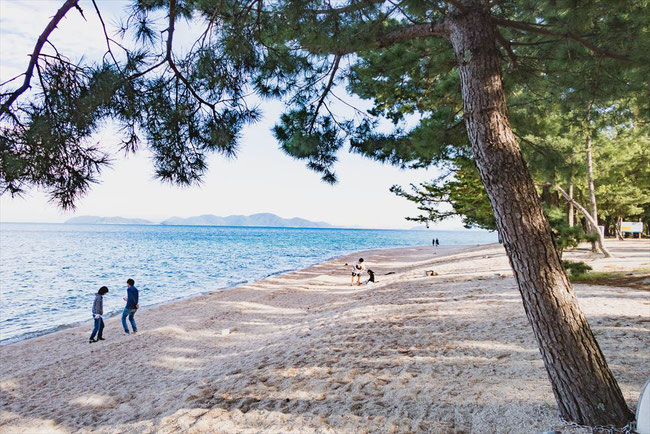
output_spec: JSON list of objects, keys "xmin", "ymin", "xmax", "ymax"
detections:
[{"xmin": 366, "ymin": 269, "xmax": 375, "ymax": 283}]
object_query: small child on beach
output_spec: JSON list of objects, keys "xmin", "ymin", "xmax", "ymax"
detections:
[
  {"xmin": 351, "ymin": 258, "xmax": 366, "ymax": 286},
  {"xmin": 90, "ymin": 286, "xmax": 109, "ymax": 343}
]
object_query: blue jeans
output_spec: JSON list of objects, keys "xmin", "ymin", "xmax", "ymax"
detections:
[
  {"xmin": 90, "ymin": 316, "xmax": 104, "ymax": 340},
  {"xmin": 122, "ymin": 308, "xmax": 137, "ymax": 333}
]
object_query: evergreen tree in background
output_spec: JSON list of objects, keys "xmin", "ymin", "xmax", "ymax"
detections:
[
  {"xmin": 390, "ymin": 157, "xmax": 497, "ymax": 231},
  {"xmin": 1, "ymin": 0, "xmax": 649, "ymax": 427}
]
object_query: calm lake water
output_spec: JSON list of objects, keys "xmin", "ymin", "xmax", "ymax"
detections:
[{"xmin": 0, "ymin": 223, "xmax": 497, "ymax": 343}]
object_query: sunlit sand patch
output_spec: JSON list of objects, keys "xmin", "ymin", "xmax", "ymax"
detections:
[
  {"xmin": 150, "ymin": 355, "xmax": 207, "ymax": 371},
  {"xmin": 272, "ymin": 366, "xmax": 330, "ymax": 379},
  {"xmin": 149, "ymin": 325, "xmax": 188, "ymax": 335},
  {"xmin": 70, "ymin": 393, "xmax": 117, "ymax": 408},
  {"xmin": 0, "ymin": 379, "xmax": 20, "ymax": 398},
  {"xmin": 0, "ymin": 411, "xmax": 67, "ymax": 434},
  {"xmin": 149, "ymin": 326, "xmax": 220, "ymax": 341},
  {"xmin": 216, "ymin": 301, "xmax": 304, "ymax": 315},
  {"xmin": 164, "ymin": 347, "xmax": 199, "ymax": 354},
  {"xmin": 455, "ymin": 340, "xmax": 537, "ymax": 354},
  {"xmin": 306, "ymin": 274, "xmax": 345, "ymax": 283}
]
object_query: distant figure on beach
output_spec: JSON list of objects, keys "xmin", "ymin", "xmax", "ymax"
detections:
[
  {"xmin": 89, "ymin": 286, "xmax": 108, "ymax": 343},
  {"xmin": 351, "ymin": 258, "xmax": 365, "ymax": 286},
  {"xmin": 122, "ymin": 278, "xmax": 139, "ymax": 334},
  {"xmin": 435, "ymin": 238, "xmax": 440, "ymax": 246}
]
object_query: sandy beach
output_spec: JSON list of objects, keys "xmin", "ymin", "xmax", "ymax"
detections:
[{"xmin": 1, "ymin": 240, "xmax": 648, "ymax": 433}]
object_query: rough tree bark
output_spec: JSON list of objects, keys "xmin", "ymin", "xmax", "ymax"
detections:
[{"xmin": 446, "ymin": 6, "xmax": 632, "ymax": 426}]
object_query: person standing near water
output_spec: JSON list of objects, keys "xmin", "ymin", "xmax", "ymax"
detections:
[
  {"xmin": 89, "ymin": 286, "xmax": 108, "ymax": 343},
  {"xmin": 122, "ymin": 278, "xmax": 139, "ymax": 334},
  {"xmin": 436, "ymin": 238, "xmax": 439, "ymax": 246},
  {"xmin": 351, "ymin": 258, "xmax": 366, "ymax": 286}
]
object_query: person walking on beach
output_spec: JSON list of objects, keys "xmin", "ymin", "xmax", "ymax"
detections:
[
  {"xmin": 351, "ymin": 258, "xmax": 366, "ymax": 286},
  {"xmin": 90, "ymin": 286, "xmax": 108, "ymax": 343},
  {"xmin": 122, "ymin": 278, "xmax": 139, "ymax": 334},
  {"xmin": 435, "ymin": 238, "xmax": 440, "ymax": 246}
]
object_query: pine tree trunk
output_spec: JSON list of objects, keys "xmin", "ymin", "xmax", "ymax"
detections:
[
  {"xmin": 593, "ymin": 219, "xmax": 611, "ymax": 257},
  {"xmin": 584, "ymin": 121, "xmax": 602, "ymax": 253},
  {"xmin": 446, "ymin": 7, "xmax": 632, "ymax": 427},
  {"xmin": 585, "ymin": 134, "xmax": 599, "ymax": 224},
  {"xmin": 616, "ymin": 215, "xmax": 625, "ymax": 240},
  {"xmin": 568, "ymin": 183, "xmax": 574, "ymax": 227},
  {"xmin": 555, "ymin": 187, "xmax": 612, "ymax": 258}
]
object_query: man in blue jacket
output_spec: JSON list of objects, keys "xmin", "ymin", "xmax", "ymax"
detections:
[{"xmin": 122, "ymin": 278, "xmax": 139, "ymax": 334}]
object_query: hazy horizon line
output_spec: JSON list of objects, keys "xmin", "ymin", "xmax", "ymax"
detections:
[
  {"xmin": 0, "ymin": 212, "xmax": 479, "ymax": 231},
  {"xmin": 0, "ymin": 220, "xmax": 490, "ymax": 232}
]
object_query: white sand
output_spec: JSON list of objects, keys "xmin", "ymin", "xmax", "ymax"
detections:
[{"xmin": 0, "ymin": 241, "xmax": 648, "ymax": 433}]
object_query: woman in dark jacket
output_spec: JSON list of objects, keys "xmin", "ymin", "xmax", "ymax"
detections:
[{"xmin": 90, "ymin": 286, "xmax": 109, "ymax": 343}]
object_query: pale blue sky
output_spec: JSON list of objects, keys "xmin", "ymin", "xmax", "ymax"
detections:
[{"xmin": 0, "ymin": 0, "xmax": 464, "ymax": 229}]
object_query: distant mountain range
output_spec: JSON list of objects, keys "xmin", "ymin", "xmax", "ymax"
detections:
[
  {"xmin": 160, "ymin": 213, "xmax": 333, "ymax": 228},
  {"xmin": 65, "ymin": 213, "xmax": 334, "ymax": 229},
  {"xmin": 65, "ymin": 216, "xmax": 154, "ymax": 225}
]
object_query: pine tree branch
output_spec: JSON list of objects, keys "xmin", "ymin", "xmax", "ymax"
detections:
[
  {"xmin": 164, "ymin": 0, "xmax": 218, "ymax": 116},
  {"xmin": 514, "ymin": 133, "xmax": 555, "ymax": 159},
  {"xmin": 0, "ymin": 0, "xmax": 80, "ymax": 118},
  {"xmin": 91, "ymin": 0, "xmax": 124, "ymax": 75},
  {"xmin": 0, "ymin": 74, "xmax": 26, "ymax": 87},
  {"xmin": 306, "ymin": 21, "xmax": 449, "ymax": 55},
  {"xmin": 126, "ymin": 58, "xmax": 167, "ymax": 80},
  {"xmin": 73, "ymin": 2, "xmax": 86, "ymax": 20},
  {"xmin": 495, "ymin": 28, "xmax": 517, "ymax": 68},
  {"xmin": 309, "ymin": 0, "xmax": 462, "ymax": 16},
  {"xmin": 375, "ymin": 21, "xmax": 450, "ymax": 48},
  {"xmin": 309, "ymin": 55, "xmax": 342, "ymax": 133},
  {"xmin": 309, "ymin": 0, "xmax": 384, "ymax": 15},
  {"xmin": 330, "ymin": 91, "xmax": 369, "ymax": 118},
  {"xmin": 492, "ymin": 18, "xmax": 629, "ymax": 61}
]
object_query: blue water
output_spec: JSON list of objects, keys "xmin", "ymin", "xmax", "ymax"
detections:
[{"xmin": 0, "ymin": 223, "xmax": 497, "ymax": 343}]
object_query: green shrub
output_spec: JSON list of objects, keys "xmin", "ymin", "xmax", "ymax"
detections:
[
  {"xmin": 544, "ymin": 206, "xmax": 597, "ymax": 258},
  {"xmin": 562, "ymin": 260, "xmax": 593, "ymax": 277}
]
